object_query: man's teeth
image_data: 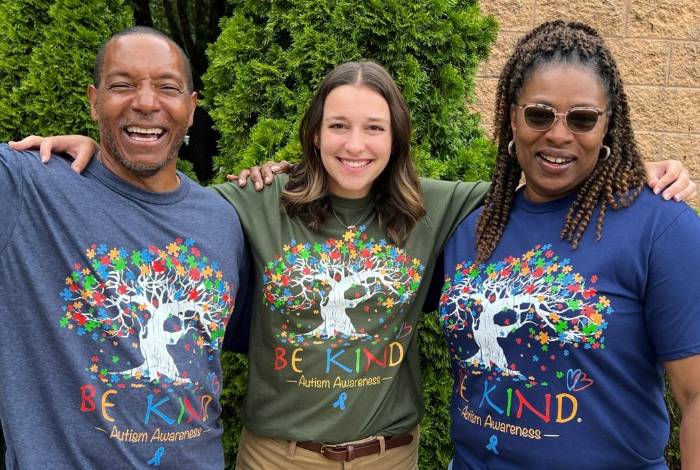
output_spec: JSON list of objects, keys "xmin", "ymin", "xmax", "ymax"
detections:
[
  {"xmin": 125, "ymin": 126, "xmax": 164, "ymax": 142},
  {"xmin": 540, "ymin": 154, "xmax": 572, "ymax": 164},
  {"xmin": 126, "ymin": 126, "xmax": 164, "ymax": 135},
  {"xmin": 341, "ymin": 159, "xmax": 370, "ymax": 168}
]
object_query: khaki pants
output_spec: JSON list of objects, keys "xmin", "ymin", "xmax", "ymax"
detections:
[{"xmin": 235, "ymin": 426, "xmax": 419, "ymax": 470}]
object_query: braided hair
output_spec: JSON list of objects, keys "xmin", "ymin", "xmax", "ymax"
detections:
[{"xmin": 475, "ymin": 20, "xmax": 647, "ymax": 263}]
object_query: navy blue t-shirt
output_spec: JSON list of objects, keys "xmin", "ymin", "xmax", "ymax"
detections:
[
  {"xmin": 439, "ymin": 188, "xmax": 700, "ymax": 469},
  {"xmin": 0, "ymin": 145, "xmax": 250, "ymax": 469}
]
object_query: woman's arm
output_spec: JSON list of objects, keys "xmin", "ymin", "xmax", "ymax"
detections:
[
  {"xmin": 646, "ymin": 160, "xmax": 697, "ymax": 202},
  {"xmin": 8, "ymin": 135, "xmax": 291, "ymax": 190},
  {"xmin": 7, "ymin": 134, "xmax": 698, "ymax": 201},
  {"xmin": 666, "ymin": 356, "xmax": 700, "ymax": 469},
  {"xmin": 10, "ymin": 135, "xmax": 97, "ymax": 170}
]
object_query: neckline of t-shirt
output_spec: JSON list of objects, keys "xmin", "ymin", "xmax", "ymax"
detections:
[
  {"xmin": 515, "ymin": 187, "xmax": 577, "ymax": 214},
  {"xmin": 84, "ymin": 154, "xmax": 191, "ymax": 205},
  {"xmin": 328, "ymin": 192, "xmax": 375, "ymax": 211}
]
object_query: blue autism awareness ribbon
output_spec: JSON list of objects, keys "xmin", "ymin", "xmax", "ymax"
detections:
[
  {"xmin": 485, "ymin": 435, "xmax": 499, "ymax": 455},
  {"xmin": 147, "ymin": 447, "xmax": 165, "ymax": 467},
  {"xmin": 333, "ymin": 392, "xmax": 348, "ymax": 410}
]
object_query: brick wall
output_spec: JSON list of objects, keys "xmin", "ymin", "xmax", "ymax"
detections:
[{"xmin": 473, "ymin": 0, "xmax": 700, "ymax": 206}]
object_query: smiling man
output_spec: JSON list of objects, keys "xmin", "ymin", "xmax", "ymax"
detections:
[
  {"xmin": 0, "ymin": 27, "xmax": 249, "ymax": 469},
  {"xmin": 89, "ymin": 29, "xmax": 196, "ymax": 190}
]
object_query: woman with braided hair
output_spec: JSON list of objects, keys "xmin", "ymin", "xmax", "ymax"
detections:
[{"xmin": 438, "ymin": 20, "xmax": 700, "ymax": 469}]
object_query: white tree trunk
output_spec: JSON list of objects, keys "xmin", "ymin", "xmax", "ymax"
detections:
[
  {"xmin": 120, "ymin": 305, "xmax": 190, "ymax": 384},
  {"xmin": 466, "ymin": 306, "xmax": 521, "ymax": 376},
  {"xmin": 305, "ymin": 277, "xmax": 366, "ymax": 338}
]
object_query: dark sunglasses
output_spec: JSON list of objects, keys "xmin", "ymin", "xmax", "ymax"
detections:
[{"xmin": 517, "ymin": 103, "xmax": 607, "ymax": 134}]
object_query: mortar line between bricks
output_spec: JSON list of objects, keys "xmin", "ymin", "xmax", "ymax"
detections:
[
  {"xmin": 473, "ymin": 76, "xmax": 700, "ymax": 91},
  {"xmin": 496, "ymin": 31, "xmax": 700, "ymax": 45},
  {"xmin": 637, "ymin": 131, "xmax": 700, "ymax": 137},
  {"xmin": 499, "ymin": 28, "xmax": 700, "ymax": 44},
  {"xmin": 665, "ymin": 43, "xmax": 672, "ymax": 86},
  {"xmin": 637, "ymin": 133, "xmax": 700, "ymax": 137},
  {"xmin": 477, "ymin": 73, "xmax": 700, "ymax": 86},
  {"xmin": 626, "ymin": 84, "xmax": 700, "ymax": 90},
  {"xmin": 623, "ymin": 0, "xmax": 631, "ymax": 37},
  {"xmin": 612, "ymin": 36, "xmax": 700, "ymax": 44}
]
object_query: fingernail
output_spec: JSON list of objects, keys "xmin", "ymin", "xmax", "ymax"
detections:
[
  {"xmin": 271, "ymin": 165, "xmax": 280, "ymax": 172},
  {"xmin": 265, "ymin": 176, "xmax": 271, "ymax": 183},
  {"xmin": 256, "ymin": 182, "xmax": 262, "ymax": 190},
  {"xmin": 239, "ymin": 178, "xmax": 245, "ymax": 185},
  {"xmin": 663, "ymin": 192, "xmax": 671, "ymax": 200},
  {"xmin": 653, "ymin": 186, "xmax": 660, "ymax": 194}
]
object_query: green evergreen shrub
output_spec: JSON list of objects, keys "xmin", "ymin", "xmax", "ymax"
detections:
[
  {"xmin": 202, "ymin": 0, "xmax": 498, "ymax": 182},
  {"xmin": 220, "ymin": 352, "xmax": 249, "ymax": 465},
  {"xmin": 176, "ymin": 157, "xmax": 199, "ymax": 182},
  {"xmin": 9, "ymin": 0, "xmax": 133, "ymax": 139},
  {"xmin": 0, "ymin": 0, "xmax": 51, "ymax": 141},
  {"xmin": 665, "ymin": 380, "xmax": 681, "ymax": 469}
]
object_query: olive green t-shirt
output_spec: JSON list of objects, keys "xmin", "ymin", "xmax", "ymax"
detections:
[{"xmin": 213, "ymin": 176, "xmax": 488, "ymax": 443}]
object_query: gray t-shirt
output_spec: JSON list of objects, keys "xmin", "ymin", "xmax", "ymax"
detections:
[{"xmin": 0, "ymin": 145, "xmax": 248, "ymax": 469}]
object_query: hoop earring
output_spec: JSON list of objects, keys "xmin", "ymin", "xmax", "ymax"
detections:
[
  {"xmin": 599, "ymin": 145, "xmax": 611, "ymax": 161},
  {"xmin": 508, "ymin": 140, "xmax": 515, "ymax": 157}
]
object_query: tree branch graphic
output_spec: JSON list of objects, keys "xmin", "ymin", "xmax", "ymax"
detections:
[
  {"xmin": 262, "ymin": 227, "xmax": 423, "ymax": 343},
  {"xmin": 440, "ymin": 244, "xmax": 610, "ymax": 379},
  {"xmin": 60, "ymin": 239, "xmax": 234, "ymax": 387}
]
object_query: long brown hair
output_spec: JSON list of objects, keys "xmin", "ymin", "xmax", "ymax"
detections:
[
  {"xmin": 475, "ymin": 21, "xmax": 646, "ymax": 263},
  {"xmin": 281, "ymin": 61, "xmax": 426, "ymax": 245}
]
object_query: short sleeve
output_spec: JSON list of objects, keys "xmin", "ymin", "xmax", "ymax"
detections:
[
  {"xmin": 423, "ymin": 251, "xmax": 444, "ymax": 313},
  {"xmin": 645, "ymin": 208, "xmax": 700, "ymax": 361},
  {"xmin": 210, "ymin": 175, "xmax": 285, "ymax": 237},
  {"xmin": 0, "ymin": 145, "xmax": 25, "ymax": 256},
  {"xmin": 420, "ymin": 178, "xmax": 489, "ymax": 258},
  {"xmin": 223, "ymin": 240, "xmax": 253, "ymax": 353}
]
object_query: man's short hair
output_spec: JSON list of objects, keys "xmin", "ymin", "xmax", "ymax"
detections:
[{"xmin": 93, "ymin": 26, "xmax": 194, "ymax": 93}]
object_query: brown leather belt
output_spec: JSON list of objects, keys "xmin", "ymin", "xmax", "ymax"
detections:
[{"xmin": 296, "ymin": 433, "xmax": 414, "ymax": 462}]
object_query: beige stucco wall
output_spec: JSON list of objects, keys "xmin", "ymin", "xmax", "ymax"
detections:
[{"xmin": 473, "ymin": 0, "xmax": 699, "ymax": 206}]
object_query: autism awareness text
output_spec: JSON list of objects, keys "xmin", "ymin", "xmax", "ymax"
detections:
[{"xmin": 108, "ymin": 425, "xmax": 205, "ymax": 443}]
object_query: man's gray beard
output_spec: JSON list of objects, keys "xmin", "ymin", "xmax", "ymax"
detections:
[{"xmin": 100, "ymin": 125, "xmax": 186, "ymax": 178}]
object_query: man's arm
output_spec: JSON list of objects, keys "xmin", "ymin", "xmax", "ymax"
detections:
[
  {"xmin": 7, "ymin": 135, "xmax": 699, "ymax": 201},
  {"xmin": 227, "ymin": 161, "xmax": 292, "ymax": 190},
  {"xmin": 0, "ymin": 145, "xmax": 25, "ymax": 256}
]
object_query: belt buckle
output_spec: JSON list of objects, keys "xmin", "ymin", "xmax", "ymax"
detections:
[{"xmin": 320, "ymin": 443, "xmax": 343, "ymax": 460}]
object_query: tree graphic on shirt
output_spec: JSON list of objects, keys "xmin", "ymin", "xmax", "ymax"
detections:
[
  {"xmin": 262, "ymin": 227, "xmax": 423, "ymax": 343},
  {"xmin": 440, "ymin": 244, "xmax": 610, "ymax": 379},
  {"xmin": 59, "ymin": 239, "xmax": 234, "ymax": 387}
]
